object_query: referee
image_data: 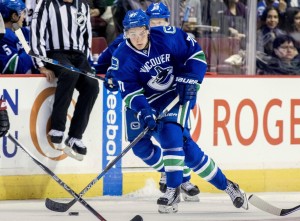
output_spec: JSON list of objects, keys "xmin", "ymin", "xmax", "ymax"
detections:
[{"xmin": 31, "ymin": 0, "xmax": 99, "ymax": 161}]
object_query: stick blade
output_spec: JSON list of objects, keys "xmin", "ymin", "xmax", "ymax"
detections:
[
  {"xmin": 45, "ymin": 198, "xmax": 71, "ymax": 212},
  {"xmin": 130, "ymin": 215, "xmax": 143, "ymax": 221},
  {"xmin": 248, "ymin": 194, "xmax": 282, "ymax": 216}
]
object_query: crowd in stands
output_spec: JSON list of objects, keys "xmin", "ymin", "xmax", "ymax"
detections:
[{"xmin": 1, "ymin": 0, "xmax": 300, "ymax": 75}]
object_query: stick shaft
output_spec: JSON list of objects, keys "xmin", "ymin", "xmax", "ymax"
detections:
[
  {"xmin": 6, "ymin": 133, "xmax": 107, "ymax": 221},
  {"xmin": 14, "ymin": 25, "xmax": 103, "ymax": 81}
]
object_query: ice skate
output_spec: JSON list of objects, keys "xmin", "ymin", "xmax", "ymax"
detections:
[
  {"xmin": 63, "ymin": 137, "xmax": 87, "ymax": 161},
  {"xmin": 225, "ymin": 179, "xmax": 248, "ymax": 210},
  {"xmin": 48, "ymin": 129, "xmax": 64, "ymax": 150},
  {"xmin": 180, "ymin": 181, "xmax": 200, "ymax": 202},
  {"xmin": 159, "ymin": 172, "xmax": 167, "ymax": 193},
  {"xmin": 157, "ymin": 187, "xmax": 180, "ymax": 214}
]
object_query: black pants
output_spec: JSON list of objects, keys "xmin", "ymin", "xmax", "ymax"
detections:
[{"xmin": 46, "ymin": 51, "xmax": 99, "ymax": 139}]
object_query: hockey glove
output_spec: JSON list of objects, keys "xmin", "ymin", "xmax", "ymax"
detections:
[
  {"xmin": 104, "ymin": 69, "xmax": 119, "ymax": 92},
  {"xmin": 175, "ymin": 74, "xmax": 199, "ymax": 108},
  {"xmin": 137, "ymin": 108, "xmax": 157, "ymax": 131},
  {"xmin": 0, "ymin": 97, "xmax": 10, "ymax": 137}
]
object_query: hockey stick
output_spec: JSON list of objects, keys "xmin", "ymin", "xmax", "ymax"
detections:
[
  {"xmin": 12, "ymin": 23, "xmax": 104, "ymax": 81},
  {"xmin": 45, "ymin": 95, "xmax": 179, "ymax": 212},
  {"xmin": 0, "ymin": 13, "xmax": 5, "ymax": 38},
  {"xmin": 6, "ymin": 133, "xmax": 107, "ymax": 221},
  {"xmin": 249, "ymin": 194, "xmax": 300, "ymax": 216}
]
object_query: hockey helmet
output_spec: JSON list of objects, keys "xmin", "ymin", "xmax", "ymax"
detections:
[
  {"xmin": 146, "ymin": 2, "xmax": 170, "ymax": 19},
  {"xmin": 123, "ymin": 9, "xmax": 150, "ymax": 31},
  {"xmin": 0, "ymin": 0, "xmax": 26, "ymax": 19}
]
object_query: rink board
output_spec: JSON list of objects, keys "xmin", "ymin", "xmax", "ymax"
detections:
[{"xmin": 0, "ymin": 75, "xmax": 300, "ymax": 199}]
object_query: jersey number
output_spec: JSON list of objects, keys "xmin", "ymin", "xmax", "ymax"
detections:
[{"xmin": 2, "ymin": 45, "xmax": 12, "ymax": 56}]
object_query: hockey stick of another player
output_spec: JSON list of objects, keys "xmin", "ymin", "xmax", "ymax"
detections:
[
  {"xmin": 249, "ymin": 194, "xmax": 300, "ymax": 216},
  {"xmin": 0, "ymin": 13, "xmax": 5, "ymax": 38},
  {"xmin": 12, "ymin": 23, "xmax": 104, "ymax": 81},
  {"xmin": 6, "ymin": 133, "xmax": 107, "ymax": 221},
  {"xmin": 45, "ymin": 95, "xmax": 180, "ymax": 212}
]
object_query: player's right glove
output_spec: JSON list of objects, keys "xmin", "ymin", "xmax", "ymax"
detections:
[
  {"xmin": 137, "ymin": 108, "xmax": 157, "ymax": 130},
  {"xmin": 175, "ymin": 74, "xmax": 199, "ymax": 108},
  {"xmin": 104, "ymin": 69, "xmax": 119, "ymax": 92},
  {"xmin": 0, "ymin": 96, "xmax": 10, "ymax": 137}
]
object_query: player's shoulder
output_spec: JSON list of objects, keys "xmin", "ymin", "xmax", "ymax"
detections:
[
  {"xmin": 112, "ymin": 40, "xmax": 129, "ymax": 62},
  {"xmin": 150, "ymin": 26, "xmax": 186, "ymax": 44},
  {"xmin": 1, "ymin": 29, "xmax": 18, "ymax": 43},
  {"xmin": 151, "ymin": 26, "xmax": 182, "ymax": 36}
]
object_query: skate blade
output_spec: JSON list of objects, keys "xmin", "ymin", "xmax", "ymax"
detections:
[
  {"xmin": 158, "ymin": 204, "xmax": 178, "ymax": 214},
  {"xmin": 241, "ymin": 190, "xmax": 249, "ymax": 210},
  {"xmin": 63, "ymin": 146, "xmax": 84, "ymax": 161},
  {"xmin": 181, "ymin": 193, "xmax": 200, "ymax": 202}
]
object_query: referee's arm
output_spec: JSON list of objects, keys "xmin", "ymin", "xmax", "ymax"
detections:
[{"xmin": 30, "ymin": 0, "xmax": 48, "ymax": 68}]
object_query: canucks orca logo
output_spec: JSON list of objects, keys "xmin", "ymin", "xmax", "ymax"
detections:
[{"xmin": 147, "ymin": 66, "xmax": 174, "ymax": 91}]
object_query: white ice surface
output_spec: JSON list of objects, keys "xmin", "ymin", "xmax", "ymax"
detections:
[{"xmin": 0, "ymin": 179, "xmax": 300, "ymax": 221}]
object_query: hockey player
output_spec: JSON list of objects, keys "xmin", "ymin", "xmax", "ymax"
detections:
[
  {"xmin": 110, "ymin": 9, "xmax": 248, "ymax": 214},
  {"xmin": 98, "ymin": 2, "xmax": 200, "ymax": 202},
  {"xmin": 0, "ymin": 0, "xmax": 37, "ymax": 74}
]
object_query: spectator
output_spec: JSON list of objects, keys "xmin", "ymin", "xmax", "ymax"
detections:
[
  {"xmin": 256, "ymin": 34, "xmax": 300, "ymax": 74},
  {"xmin": 87, "ymin": 0, "xmax": 107, "ymax": 37},
  {"xmin": 221, "ymin": 0, "xmax": 247, "ymax": 40},
  {"xmin": 31, "ymin": 0, "xmax": 99, "ymax": 161},
  {"xmin": 257, "ymin": 6, "xmax": 286, "ymax": 55},
  {"xmin": 179, "ymin": 0, "xmax": 202, "ymax": 38},
  {"xmin": 284, "ymin": 7, "xmax": 300, "ymax": 49},
  {"xmin": 257, "ymin": 0, "xmax": 287, "ymax": 29},
  {"xmin": 100, "ymin": 0, "xmax": 116, "ymax": 44},
  {"xmin": 257, "ymin": 0, "xmax": 287, "ymax": 17},
  {"xmin": 0, "ymin": 0, "xmax": 37, "ymax": 74}
]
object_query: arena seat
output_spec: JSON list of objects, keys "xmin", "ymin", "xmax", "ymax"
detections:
[
  {"xmin": 92, "ymin": 37, "xmax": 108, "ymax": 55},
  {"xmin": 197, "ymin": 36, "xmax": 242, "ymax": 74}
]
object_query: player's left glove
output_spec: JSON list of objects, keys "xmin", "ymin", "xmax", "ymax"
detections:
[
  {"xmin": 104, "ymin": 69, "xmax": 119, "ymax": 92},
  {"xmin": 0, "ymin": 96, "xmax": 10, "ymax": 137},
  {"xmin": 137, "ymin": 108, "xmax": 157, "ymax": 131},
  {"xmin": 175, "ymin": 74, "xmax": 199, "ymax": 108}
]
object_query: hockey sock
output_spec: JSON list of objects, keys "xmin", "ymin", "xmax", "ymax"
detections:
[
  {"xmin": 182, "ymin": 166, "xmax": 191, "ymax": 183},
  {"xmin": 193, "ymin": 155, "xmax": 227, "ymax": 190},
  {"xmin": 143, "ymin": 146, "xmax": 165, "ymax": 172},
  {"xmin": 163, "ymin": 147, "xmax": 185, "ymax": 188}
]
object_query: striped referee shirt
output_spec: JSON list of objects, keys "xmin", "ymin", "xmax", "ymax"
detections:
[{"xmin": 30, "ymin": 0, "xmax": 92, "ymax": 67}]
